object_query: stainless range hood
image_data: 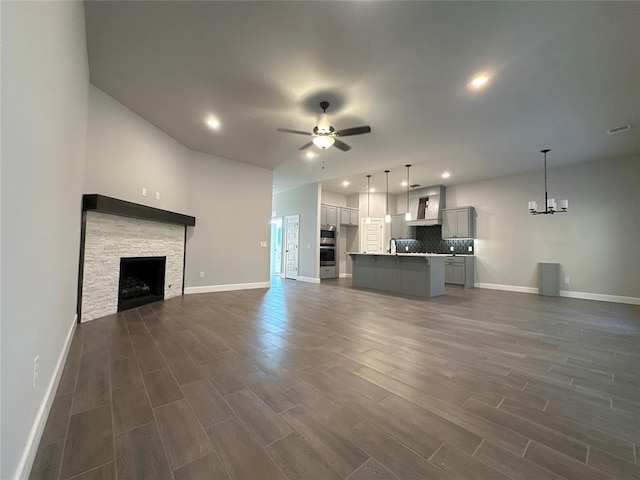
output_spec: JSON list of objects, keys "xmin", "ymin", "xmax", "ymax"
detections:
[{"xmin": 406, "ymin": 185, "xmax": 446, "ymax": 226}]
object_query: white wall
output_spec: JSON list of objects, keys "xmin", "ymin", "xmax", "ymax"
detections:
[
  {"xmin": 1, "ymin": 2, "xmax": 89, "ymax": 478},
  {"xmin": 85, "ymin": 87, "xmax": 273, "ymax": 293},
  {"xmin": 85, "ymin": 85, "xmax": 190, "ymax": 213},
  {"xmin": 273, "ymin": 184, "xmax": 321, "ymax": 281},
  {"xmin": 321, "ymin": 190, "xmax": 347, "ymax": 207},
  {"xmin": 446, "ymin": 156, "xmax": 640, "ymax": 301},
  {"xmin": 184, "ymin": 151, "xmax": 272, "ymax": 290}
]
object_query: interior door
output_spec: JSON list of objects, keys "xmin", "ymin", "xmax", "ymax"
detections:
[
  {"xmin": 285, "ymin": 215, "xmax": 299, "ymax": 280},
  {"xmin": 361, "ymin": 218, "xmax": 384, "ymax": 253}
]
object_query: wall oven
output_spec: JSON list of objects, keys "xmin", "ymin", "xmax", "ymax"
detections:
[
  {"xmin": 320, "ymin": 246, "xmax": 336, "ymax": 266},
  {"xmin": 320, "ymin": 226, "xmax": 336, "ymax": 247}
]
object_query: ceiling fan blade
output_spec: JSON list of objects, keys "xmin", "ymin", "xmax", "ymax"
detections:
[
  {"xmin": 298, "ymin": 141, "xmax": 314, "ymax": 151},
  {"xmin": 278, "ymin": 128, "xmax": 312, "ymax": 136},
  {"xmin": 335, "ymin": 126, "xmax": 371, "ymax": 137},
  {"xmin": 333, "ymin": 139, "xmax": 352, "ymax": 151}
]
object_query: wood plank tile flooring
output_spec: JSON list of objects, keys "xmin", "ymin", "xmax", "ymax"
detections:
[{"xmin": 30, "ymin": 278, "xmax": 640, "ymax": 479}]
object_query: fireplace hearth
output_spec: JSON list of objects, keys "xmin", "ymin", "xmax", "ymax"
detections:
[{"xmin": 118, "ymin": 256, "xmax": 166, "ymax": 312}]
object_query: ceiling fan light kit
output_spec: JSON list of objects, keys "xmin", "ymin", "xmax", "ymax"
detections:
[
  {"xmin": 312, "ymin": 135, "xmax": 335, "ymax": 149},
  {"xmin": 278, "ymin": 101, "xmax": 371, "ymax": 152},
  {"xmin": 529, "ymin": 149, "xmax": 568, "ymax": 215}
]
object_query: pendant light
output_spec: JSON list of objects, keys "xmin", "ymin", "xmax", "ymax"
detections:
[
  {"xmin": 384, "ymin": 170, "xmax": 391, "ymax": 223},
  {"xmin": 365, "ymin": 175, "xmax": 372, "ymax": 224},
  {"xmin": 528, "ymin": 149, "xmax": 568, "ymax": 215},
  {"xmin": 404, "ymin": 164, "xmax": 412, "ymax": 221}
]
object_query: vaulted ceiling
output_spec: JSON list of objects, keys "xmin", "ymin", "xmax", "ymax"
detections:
[{"xmin": 84, "ymin": 1, "xmax": 639, "ymax": 195}]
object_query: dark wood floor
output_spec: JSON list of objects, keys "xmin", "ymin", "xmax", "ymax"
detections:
[{"xmin": 30, "ymin": 277, "xmax": 640, "ymax": 480}]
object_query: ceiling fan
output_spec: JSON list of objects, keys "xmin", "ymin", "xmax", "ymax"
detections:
[{"xmin": 277, "ymin": 101, "xmax": 371, "ymax": 152}]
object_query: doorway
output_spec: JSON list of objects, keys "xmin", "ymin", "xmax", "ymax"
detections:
[{"xmin": 270, "ymin": 217, "xmax": 283, "ymax": 275}]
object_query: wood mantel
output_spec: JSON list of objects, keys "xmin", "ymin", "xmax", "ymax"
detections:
[{"xmin": 82, "ymin": 194, "xmax": 195, "ymax": 226}]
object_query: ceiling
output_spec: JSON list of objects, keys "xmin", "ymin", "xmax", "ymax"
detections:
[{"xmin": 84, "ymin": 1, "xmax": 639, "ymax": 195}]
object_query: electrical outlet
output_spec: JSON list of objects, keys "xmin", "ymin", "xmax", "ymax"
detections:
[
  {"xmin": 155, "ymin": 192, "xmax": 160, "ymax": 200},
  {"xmin": 468, "ymin": 245, "xmax": 473, "ymax": 252},
  {"xmin": 564, "ymin": 277, "xmax": 570, "ymax": 284},
  {"xmin": 199, "ymin": 271, "xmax": 204, "ymax": 278},
  {"xmin": 142, "ymin": 188, "xmax": 147, "ymax": 196},
  {"xmin": 33, "ymin": 356, "xmax": 39, "ymax": 389},
  {"xmin": 260, "ymin": 241, "xmax": 267, "ymax": 247}
]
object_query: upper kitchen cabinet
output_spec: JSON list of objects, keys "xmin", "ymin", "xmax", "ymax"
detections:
[
  {"xmin": 390, "ymin": 214, "xmax": 411, "ymax": 239},
  {"xmin": 442, "ymin": 207, "xmax": 475, "ymax": 239},
  {"xmin": 340, "ymin": 207, "xmax": 359, "ymax": 226},
  {"xmin": 406, "ymin": 185, "xmax": 446, "ymax": 227},
  {"xmin": 321, "ymin": 204, "xmax": 338, "ymax": 226}
]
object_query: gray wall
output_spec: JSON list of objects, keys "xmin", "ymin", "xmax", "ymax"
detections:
[
  {"xmin": 85, "ymin": 85, "xmax": 190, "ymax": 213},
  {"xmin": 85, "ymin": 86, "xmax": 274, "ymax": 290},
  {"xmin": 1, "ymin": 2, "xmax": 89, "ymax": 478},
  {"xmin": 320, "ymin": 190, "xmax": 347, "ymax": 207},
  {"xmin": 446, "ymin": 156, "xmax": 640, "ymax": 299},
  {"xmin": 185, "ymin": 151, "xmax": 272, "ymax": 288},
  {"xmin": 273, "ymin": 184, "xmax": 321, "ymax": 280}
]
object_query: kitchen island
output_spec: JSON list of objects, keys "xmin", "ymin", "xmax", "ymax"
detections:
[{"xmin": 348, "ymin": 253, "xmax": 445, "ymax": 298}]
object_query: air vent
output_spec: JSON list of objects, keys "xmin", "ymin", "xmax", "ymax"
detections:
[{"xmin": 607, "ymin": 125, "xmax": 631, "ymax": 135}]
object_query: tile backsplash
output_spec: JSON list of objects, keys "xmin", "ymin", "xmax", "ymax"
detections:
[{"xmin": 394, "ymin": 225, "xmax": 474, "ymax": 255}]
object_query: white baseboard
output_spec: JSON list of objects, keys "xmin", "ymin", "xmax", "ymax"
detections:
[
  {"xmin": 339, "ymin": 273, "xmax": 352, "ymax": 278},
  {"xmin": 18, "ymin": 314, "xmax": 77, "ymax": 480},
  {"xmin": 475, "ymin": 283, "xmax": 640, "ymax": 305},
  {"xmin": 475, "ymin": 282, "xmax": 538, "ymax": 294},
  {"xmin": 559, "ymin": 290, "xmax": 640, "ymax": 305},
  {"xmin": 184, "ymin": 282, "xmax": 271, "ymax": 295},
  {"xmin": 296, "ymin": 276, "xmax": 321, "ymax": 284}
]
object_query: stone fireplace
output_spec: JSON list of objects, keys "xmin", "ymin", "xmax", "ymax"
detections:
[{"xmin": 78, "ymin": 195, "xmax": 195, "ymax": 322}]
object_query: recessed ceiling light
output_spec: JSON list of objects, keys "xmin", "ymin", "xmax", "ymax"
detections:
[
  {"xmin": 342, "ymin": 181, "xmax": 350, "ymax": 187},
  {"xmin": 401, "ymin": 180, "xmax": 408, "ymax": 187},
  {"xmin": 442, "ymin": 172, "xmax": 450, "ymax": 179},
  {"xmin": 305, "ymin": 152, "xmax": 316, "ymax": 159},
  {"xmin": 469, "ymin": 74, "xmax": 489, "ymax": 89},
  {"xmin": 369, "ymin": 188, "xmax": 376, "ymax": 193},
  {"xmin": 206, "ymin": 117, "xmax": 220, "ymax": 129}
]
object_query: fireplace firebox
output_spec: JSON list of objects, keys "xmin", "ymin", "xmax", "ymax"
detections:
[{"xmin": 117, "ymin": 256, "xmax": 166, "ymax": 312}]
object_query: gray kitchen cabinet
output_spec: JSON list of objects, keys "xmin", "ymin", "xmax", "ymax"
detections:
[
  {"xmin": 340, "ymin": 207, "xmax": 360, "ymax": 226},
  {"xmin": 350, "ymin": 209, "xmax": 359, "ymax": 226},
  {"xmin": 442, "ymin": 207, "xmax": 475, "ymax": 239},
  {"xmin": 320, "ymin": 265, "xmax": 336, "ymax": 279},
  {"xmin": 321, "ymin": 204, "xmax": 338, "ymax": 226},
  {"xmin": 444, "ymin": 256, "xmax": 474, "ymax": 288},
  {"xmin": 390, "ymin": 214, "xmax": 411, "ymax": 239}
]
